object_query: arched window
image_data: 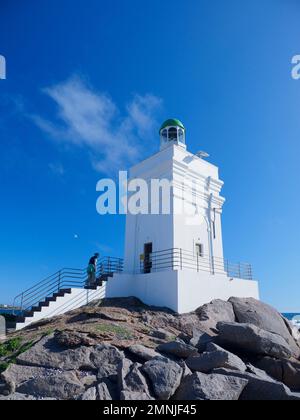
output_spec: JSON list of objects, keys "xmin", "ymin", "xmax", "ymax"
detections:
[
  {"xmin": 178, "ymin": 128, "xmax": 185, "ymax": 144},
  {"xmin": 168, "ymin": 127, "xmax": 178, "ymax": 141},
  {"xmin": 161, "ymin": 129, "xmax": 168, "ymax": 143}
]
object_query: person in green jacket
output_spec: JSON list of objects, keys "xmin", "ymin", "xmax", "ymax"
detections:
[{"xmin": 86, "ymin": 253, "xmax": 99, "ymax": 287}]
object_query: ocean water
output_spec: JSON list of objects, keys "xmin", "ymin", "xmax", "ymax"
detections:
[
  {"xmin": 0, "ymin": 309, "xmax": 22, "ymax": 316},
  {"xmin": 282, "ymin": 313, "xmax": 300, "ymax": 321}
]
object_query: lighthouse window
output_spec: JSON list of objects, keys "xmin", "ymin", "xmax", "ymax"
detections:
[
  {"xmin": 168, "ymin": 127, "xmax": 178, "ymax": 141},
  {"xmin": 161, "ymin": 129, "xmax": 168, "ymax": 142},
  {"xmin": 196, "ymin": 243, "xmax": 204, "ymax": 258},
  {"xmin": 178, "ymin": 128, "xmax": 185, "ymax": 144}
]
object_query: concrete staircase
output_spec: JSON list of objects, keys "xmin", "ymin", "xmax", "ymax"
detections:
[{"xmin": 12, "ymin": 259, "xmax": 123, "ymax": 331}]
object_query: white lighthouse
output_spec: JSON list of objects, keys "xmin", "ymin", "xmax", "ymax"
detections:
[{"xmin": 107, "ymin": 119, "xmax": 259, "ymax": 313}]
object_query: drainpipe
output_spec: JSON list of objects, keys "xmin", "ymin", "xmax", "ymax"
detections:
[{"xmin": 208, "ymin": 193, "xmax": 215, "ymax": 275}]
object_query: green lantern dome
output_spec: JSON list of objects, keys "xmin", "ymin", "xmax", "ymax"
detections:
[{"xmin": 160, "ymin": 119, "xmax": 185, "ymax": 132}]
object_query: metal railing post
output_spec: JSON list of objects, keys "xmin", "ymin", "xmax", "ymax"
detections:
[
  {"xmin": 58, "ymin": 271, "xmax": 61, "ymax": 291},
  {"xmin": 238, "ymin": 263, "xmax": 241, "ymax": 279},
  {"xmin": 197, "ymin": 254, "xmax": 199, "ymax": 272},
  {"xmin": 21, "ymin": 293, "xmax": 24, "ymax": 311},
  {"xmin": 180, "ymin": 249, "xmax": 183, "ymax": 270}
]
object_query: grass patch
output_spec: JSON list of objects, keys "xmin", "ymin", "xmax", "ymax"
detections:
[
  {"xmin": 95, "ymin": 324, "xmax": 133, "ymax": 340},
  {"xmin": 0, "ymin": 338, "xmax": 35, "ymax": 373},
  {"xmin": 0, "ymin": 337, "xmax": 22, "ymax": 357}
]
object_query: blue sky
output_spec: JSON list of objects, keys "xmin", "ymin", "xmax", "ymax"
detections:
[{"xmin": 0, "ymin": 0, "xmax": 300, "ymax": 311}]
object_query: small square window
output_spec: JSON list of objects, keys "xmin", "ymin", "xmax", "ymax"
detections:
[{"xmin": 196, "ymin": 243, "xmax": 204, "ymax": 257}]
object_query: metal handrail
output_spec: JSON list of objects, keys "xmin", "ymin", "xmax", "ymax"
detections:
[
  {"xmin": 13, "ymin": 257, "xmax": 124, "ymax": 313},
  {"xmin": 139, "ymin": 248, "xmax": 253, "ymax": 280}
]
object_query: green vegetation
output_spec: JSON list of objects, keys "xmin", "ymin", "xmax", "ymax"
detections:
[
  {"xmin": 0, "ymin": 337, "xmax": 35, "ymax": 373},
  {"xmin": 95, "ymin": 324, "xmax": 133, "ymax": 340}
]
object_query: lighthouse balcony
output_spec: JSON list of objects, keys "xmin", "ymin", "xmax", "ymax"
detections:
[{"xmin": 138, "ymin": 248, "xmax": 254, "ymax": 281}]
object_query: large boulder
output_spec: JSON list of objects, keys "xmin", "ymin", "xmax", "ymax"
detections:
[
  {"xmin": 142, "ymin": 356, "xmax": 183, "ymax": 400},
  {"xmin": 16, "ymin": 335, "xmax": 94, "ymax": 370},
  {"xmin": 97, "ymin": 382, "xmax": 113, "ymax": 400},
  {"xmin": 157, "ymin": 341, "xmax": 198, "ymax": 359},
  {"xmin": 229, "ymin": 298, "xmax": 300, "ymax": 358},
  {"xmin": 255, "ymin": 357, "xmax": 300, "ymax": 392},
  {"xmin": 190, "ymin": 329, "xmax": 215, "ymax": 352},
  {"xmin": 217, "ymin": 322, "xmax": 292, "ymax": 360},
  {"xmin": 118, "ymin": 359, "xmax": 151, "ymax": 398},
  {"xmin": 213, "ymin": 366, "xmax": 300, "ymax": 401},
  {"xmin": 17, "ymin": 370, "xmax": 85, "ymax": 400},
  {"xmin": 196, "ymin": 300, "xmax": 236, "ymax": 332},
  {"xmin": 93, "ymin": 344, "xmax": 124, "ymax": 382},
  {"xmin": 174, "ymin": 372, "xmax": 248, "ymax": 400},
  {"xmin": 80, "ymin": 387, "xmax": 97, "ymax": 400},
  {"xmin": 127, "ymin": 345, "xmax": 160, "ymax": 362},
  {"xmin": 1, "ymin": 364, "xmax": 60, "ymax": 394},
  {"xmin": 16, "ymin": 335, "xmax": 124, "ymax": 381},
  {"xmin": 186, "ymin": 343, "xmax": 246, "ymax": 373}
]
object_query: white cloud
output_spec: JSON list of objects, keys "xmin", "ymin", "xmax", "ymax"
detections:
[{"xmin": 33, "ymin": 77, "xmax": 162, "ymax": 174}]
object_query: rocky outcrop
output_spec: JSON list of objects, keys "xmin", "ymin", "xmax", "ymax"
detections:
[
  {"xmin": 229, "ymin": 298, "xmax": 300, "ymax": 359},
  {"xmin": 127, "ymin": 345, "xmax": 160, "ymax": 362},
  {"xmin": 186, "ymin": 343, "xmax": 246, "ymax": 373},
  {"xmin": 175, "ymin": 372, "xmax": 248, "ymax": 400},
  {"xmin": 217, "ymin": 322, "xmax": 292, "ymax": 359},
  {"xmin": 196, "ymin": 300, "xmax": 236, "ymax": 333},
  {"xmin": 142, "ymin": 356, "xmax": 183, "ymax": 400},
  {"xmin": 255, "ymin": 357, "xmax": 300, "ymax": 391},
  {"xmin": 157, "ymin": 340, "xmax": 198, "ymax": 358},
  {"xmin": 1, "ymin": 296, "xmax": 300, "ymax": 400}
]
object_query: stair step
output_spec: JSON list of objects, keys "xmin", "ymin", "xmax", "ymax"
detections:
[
  {"xmin": 84, "ymin": 285, "xmax": 98, "ymax": 290},
  {"xmin": 31, "ymin": 306, "xmax": 42, "ymax": 313},
  {"xmin": 39, "ymin": 301, "xmax": 50, "ymax": 308},
  {"xmin": 60, "ymin": 288, "xmax": 72, "ymax": 294},
  {"xmin": 53, "ymin": 291, "xmax": 65, "ymax": 298},
  {"xmin": 45, "ymin": 296, "xmax": 56, "ymax": 303}
]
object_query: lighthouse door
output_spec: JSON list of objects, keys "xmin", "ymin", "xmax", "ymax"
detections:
[{"xmin": 144, "ymin": 243, "xmax": 153, "ymax": 274}]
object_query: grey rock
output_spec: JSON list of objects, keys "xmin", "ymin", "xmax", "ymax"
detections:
[
  {"xmin": 151, "ymin": 329, "xmax": 175, "ymax": 341},
  {"xmin": 190, "ymin": 329, "xmax": 214, "ymax": 352},
  {"xmin": 229, "ymin": 297, "xmax": 300, "ymax": 358},
  {"xmin": 255, "ymin": 357, "xmax": 300, "ymax": 391},
  {"xmin": 54, "ymin": 330, "xmax": 95, "ymax": 348},
  {"xmin": 0, "ymin": 316, "xmax": 6, "ymax": 340},
  {"xmin": 93, "ymin": 344, "xmax": 124, "ymax": 382},
  {"xmin": 17, "ymin": 370, "xmax": 85, "ymax": 400},
  {"xmin": 97, "ymin": 382, "xmax": 113, "ymax": 400},
  {"xmin": 213, "ymin": 367, "xmax": 300, "ymax": 400},
  {"xmin": 196, "ymin": 300, "xmax": 236, "ymax": 332},
  {"xmin": 157, "ymin": 341, "xmax": 198, "ymax": 359},
  {"xmin": 16, "ymin": 336, "xmax": 124, "ymax": 376},
  {"xmin": 142, "ymin": 356, "xmax": 183, "ymax": 400},
  {"xmin": 186, "ymin": 343, "xmax": 246, "ymax": 373},
  {"xmin": 16, "ymin": 335, "xmax": 93, "ymax": 370},
  {"xmin": 217, "ymin": 322, "xmax": 292, "ymax": 359},
  {"xmin": 118, "ymin": 359, "xmax": 150, "ymax": 396},
  {"xmin": 120, "ymin": 391, "xmax": 154, "ymax": 400},
  {"xmin": 80, "ymin": 386, "xmax": 97, "ymax": 400},
  {"xmin": 175, "ymin": 372, "xmax": 248, "ymax": 400},
  {"xmin": 127, "ymin": 344, "xmax": 160, "ymax": 361},
  {"xmin": 1, "ymin": 364, "xmax": 61, "ymax": 394},
  {"xmin": 0, "ymin": 393, "xmax": 38, "ymax": 400}
]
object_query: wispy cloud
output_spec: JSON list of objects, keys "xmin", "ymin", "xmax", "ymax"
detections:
[
  {"xmin": 48, "ymin": 162, "xmax": 65, "ymax": 176},
  {"xmin": 32, "ymin": 77, "xmax": 162, "ymax": 174}
]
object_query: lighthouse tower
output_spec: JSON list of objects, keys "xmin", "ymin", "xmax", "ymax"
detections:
[{"xmin": 107, "ymin": 119, "xmax": 259, "ymax": 313}]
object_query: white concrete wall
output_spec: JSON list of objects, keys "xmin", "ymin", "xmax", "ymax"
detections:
[
  {"xmin": 106, "ymin": 272, "xmax": 178, "ymax": 312},
  {"xmin": 107, "ymin": 271, "xmax": 259, "ymax": 314},
  {"xmin": 177, "ymin": 271, "xmax": 260, "ymax": 314}
]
